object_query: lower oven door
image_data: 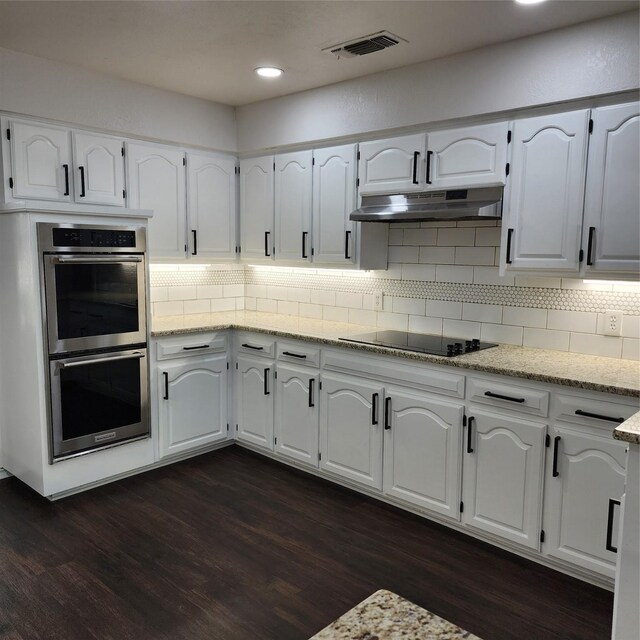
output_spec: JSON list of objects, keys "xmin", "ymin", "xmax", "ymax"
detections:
[{"xmin": 49, "ymin": 348, "xmax": 150, "ymax": 461}]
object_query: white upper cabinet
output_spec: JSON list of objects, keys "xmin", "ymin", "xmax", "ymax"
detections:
[
  {"xmin": 358, "ymin": 133, "xmax": 427, "ymax": 194},
  {"xmin": 427, "ymin": 122, "xmax": 509, "ymax": 189},
  {"xmin": 582, "ymin": 102, "xmax": 640, "ymax": 275},
  {"xmin": 312, "ymin": 144, "xmax": 358, "ymax": 265},
  {"xmin": 126, "ymin": 141, "xmax": 186, "ymax": 260},
  {"xmin": 275, "ymin": 150, "xmax": 313, "ymax": 262},
  {"xmin": 186, "ymin": 152, "xmax": 237, "ymax": 261},
  {"xmin": 9, "ymin": 120, "xmax": 72, "ymax": 201},
  {"xmin": 240, "ymin": 156, "xmax": 274, "ymax": 261},
  {"xmin": 501, "ymin": 110, "xmax": 590, "ymax": 272},
  {"xmin": 72, "ymin": 132, "xmax": 124, "ymax": 207}
]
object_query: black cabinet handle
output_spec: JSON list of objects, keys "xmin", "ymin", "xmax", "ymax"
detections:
[
  {"xmin": 552, "ymin": 436, "xmax": 561, "ymax": 477},
  {"xmin": 484, "ymin": 391, "xmax": 526, "ymax": 404},
  {"xmin": 467, "ymin": 416, "xmax": 475, "ymax": 453},
  {"xmin": 62, "ymin": 164, "xmax": 70, "ymax": 196},
  {"xmin": 586, "ymin": 227, "xmax": 596, "ymax": 266},
  {"xmin": 242, "ymin": 343, "xmax": 264, "ymax": 351},
  {"xmin": 162, "ymin": 371, "xmax": 169, "ymax": 400},
  {"xmin": 192, "ymin": 230, "xmax": 197, "ymax": 256},
  {"xmin": 263, "ymin": 368, "xmax": 270, "ymax": 395},
  {"xmin": 371, "ymin": 393, "xmax": 379, "ymax": 425},
  {"xmin": 606, "ymin": 498, "xmax": 621, "ymax": 553},
  {"xmin": 79, "ymin": 166, "xmax": 86, "ymax": 197},
  {"xmin": 506, "ymin": 228, "xmax": 514, "ymax": 264},
  {"xmin": 575, "ymin": 409, "xmax": 625, "ymax": 424},
  {"xmin": 264, "ymin": 231, "xmax": 271, "ymax": 257},
  {"xmin": 182, "ymin": 344, "xmax": 210, "ymax": 351},
  {"xmin": 302, "ymin": 231, "xmax": 309, "ymax": 259},
  {"xmin": 384, "ymin": 397, "xmax": 392, "ymax": 430},
  {"xmin": 282, "ymin": 351, "xmax": 306, "ymax": 359},
  {"xmin": 412, "ymin": 151, "xmax": 420, "ymax": 184},
  {"xmin": 345, "ymin": 230, "xmax": 352, "ymax": 260},
  {"xmin": 308, "ymin": 378, "xmax": 315, "ymax": 408},
  {"xmin": 425, "ymin": 150, "xmax": 433, "ymax": 185}
]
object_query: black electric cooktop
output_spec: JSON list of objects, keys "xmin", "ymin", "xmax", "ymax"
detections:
[{"xmin": 341, "ymin": 330, "xmax": 497, "ymax": 357}]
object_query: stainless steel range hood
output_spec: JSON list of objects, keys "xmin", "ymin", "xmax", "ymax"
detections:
[{"xmin": 350, "ymin": 186, "xmax": 503, "ymax": 222}]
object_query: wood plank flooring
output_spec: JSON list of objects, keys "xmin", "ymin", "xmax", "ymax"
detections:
[{"xmin": 0, "ymin": 445, "xmax": 613, "ymax": 640}]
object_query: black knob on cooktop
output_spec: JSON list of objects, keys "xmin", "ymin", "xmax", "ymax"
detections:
[
  {"xmin": 446, "ymin": 343, "xmax": 455, "ymax": 356},
  {"xmin": 454, "ymin": 342, "xmax": 463, "ymax": 354},
  {"xmin": 472, "ymin": 338, "xmax": 480, "ymax": 350},
  {"xmin": 465, "ymin": 340, "xmax": 473, "ymax": 352}
]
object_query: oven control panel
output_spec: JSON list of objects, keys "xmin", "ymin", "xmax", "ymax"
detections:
[
  {"xmin": 38, "ymin": 223, "xmax": 146, "ymax": 254},
  {"xmin": 52, "ymin": 228, "xmax": 136, "ymax": 248}
]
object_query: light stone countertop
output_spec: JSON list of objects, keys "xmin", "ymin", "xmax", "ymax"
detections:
[
  {"xmin": 151, "ymin": 311, "xmax": 640, "ymax": 398},
  {"xmin": 309, "ymin": 589, "xmax": 481, "ymax": 640},
  {"xmin": 615, "ymin": 411, "xmax": 640, "ymax": 445}
]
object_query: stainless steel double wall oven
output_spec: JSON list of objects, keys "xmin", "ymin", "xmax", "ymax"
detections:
[{"xmin": 38, "ymin": 223, "xmax": 150, "ymax": 462}]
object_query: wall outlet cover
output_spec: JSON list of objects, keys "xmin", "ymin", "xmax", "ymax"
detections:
[
  {"xmin": 602, "ymin": 310, "xmax": 623, "ymax": 337},
  {"xmin": 373, "ymin": 290, "xmax": 384, "ymax": 311}
]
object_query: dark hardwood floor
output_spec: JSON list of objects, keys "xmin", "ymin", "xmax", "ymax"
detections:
[{"xmin": 0, "ymin": 445, "xmax": 613, "ymax": 640}]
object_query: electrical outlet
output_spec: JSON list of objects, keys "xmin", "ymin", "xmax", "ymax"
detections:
[
  {"xmin": 602, "ymin": 310, "xmax": 623, "ymax": 337},
  {"xmin": 373, "ymin": 290, "xmax": 384, "ymax": 311}
]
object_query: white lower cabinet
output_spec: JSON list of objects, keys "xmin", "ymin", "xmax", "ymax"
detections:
[
  {"xmin": 235, "ymin": 353, "xmax": 275, "ymax": 450},
  {"xmin": 158, "ymin": 353, "xmax": 228, "ymax": 458},
  {"xmin": 319, "ymin": 372, "xmax": 384, "ymax": 490},
  {"xmin": 383, "ymin": 387, "xmax": 464, "ymax": 520},
  {"xmin": 274, "ymin": 363, "xmax": 319, "ymax": 467},
  {"xmin": 543, "ymin": 426, "xmax": 627, "ymax": 579},
  {"xmin": 462, "ymin": 409, "xmax": 547, "ymax": 550}
]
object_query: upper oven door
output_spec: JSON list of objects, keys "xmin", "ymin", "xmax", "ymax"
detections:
[{"xmin": 43, "ymin": 254, "xmax": 147, "ymax": 354}]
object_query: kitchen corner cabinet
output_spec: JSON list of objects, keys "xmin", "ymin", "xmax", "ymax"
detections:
[
  {"xmin": 158, "ymin": 353, "xmax": 228, "ymax": 458},
  {"xmin": 427, "ymin": 122, "xmax": 509, "ymax": 189},
  {"xmin": 239, "ymin": 155, "xmax": 275, "ymax": 261},
  {"xmin": 501, "ymin": 110, "xmax": 590, "ymax": 272},
  {"xmin": 582, "ymin": 102, "xmax": 640, "ymax": 275},
  {"xmin": 274, "ymin": 150, "xmax": 313, "ymax": 263},
  {"xmin": 126, "ymin": 141, "xmax": 187, "ymax": 259},
  {"xmin": 462, "ymin": 409, "xmax": 546, "ymax": 550},
  {"xmin": 186, "ymin": 152, "xmax": 237, "ymax": 260}
]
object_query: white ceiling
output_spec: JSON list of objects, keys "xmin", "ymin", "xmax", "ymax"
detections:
[{"xmin": 0, "ymin": 1, "xmax": 636, "ymax": 106}]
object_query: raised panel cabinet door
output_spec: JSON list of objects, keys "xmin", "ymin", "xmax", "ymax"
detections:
[
  {"xmin": 10, "ymin": 120, "xmax": 72, "ymax": 201},
  {"xmin": 312, "ymin": 144, "xmax": 357, "ymax": 264},
  {"xmin": 274, "ymin": 363, "xmax": 319, "ymax": 467},
  {"xmin": 239, "ymin": 156, "xmax": 274, "ymax": 260},
  {"xmin": 358, "ymin": 133, "xmax": 426, "ymax": 194},
  {"xmin": 235, "ymin": 354, "xmax": 274, "ymax": 450},
  {"xmin": 126, "ymin": 142, "xmax": 186, "ymax": 260},
  {"xmin": 72, "ymin": 132, "xmax": 125, "ymax": 206},
  {"xmin": 383, "ymin": 388, "xmax": 464, "ymax": 520},
  {"xmin": 319, "ymin": 372, "xmax": 384, "ymax": 490},
  {"xmin": 462, "ymin": 409, "xmax": 546, "ymax": 550},
  {"xmin": 502, "ymin": 110, "xmax": 590, "ymax": 272},
  {"xmin": 274, "ymin": 150, "xmax": 313, "ymax": 262},
  {"xmin": 544, "ymin": 427, "xmax": 627, "ymax": 578},
  {"xmin": 158, "ymin": 355, "xmax": 228, "ymax": 458},
  {"xmin": 582, "ymin": 102, "xmax": 640, "ymax": 274},
  {"xmin": 187, "ymin": 152, "xmax": 237, "ymax": 260},
  {"xmin": 428, "ymin": 122, "xmax": 509, "ymax": 189}
]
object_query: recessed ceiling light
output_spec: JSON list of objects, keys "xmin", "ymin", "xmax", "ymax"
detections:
[
  {"xmin": 514, "ymin": 0, "xmax": 547, "ymax": 4},
  {"xmin": 255, "ymin": 67, "xmax": 284, "ymax": 78}
]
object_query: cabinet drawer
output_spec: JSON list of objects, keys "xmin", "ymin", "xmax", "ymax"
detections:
[
  {"xmin": 277, "ymin": 341, "xmax": 320, "ymax": 367},
  {"xmin": 468, "ymin": 377, "xmax": 549, "ymax": 417},
  {"xmin": 156, "ymin": 333, "xmax": 227, "ymax": 360},
  {"xmin": 554, "ymin": 394, "xmax": 638, "ymax": 429},
  {"xmin": 236, "ymin": 333, "xmax": 276, "ymax": 358}
]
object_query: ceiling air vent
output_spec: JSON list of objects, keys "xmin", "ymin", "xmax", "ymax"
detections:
[{"xmin": 323, "ymin": 31, "xmax": 407, "ymax": 59}]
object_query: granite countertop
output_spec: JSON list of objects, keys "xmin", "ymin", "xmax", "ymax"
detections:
[
  {"xmin": 310, "ymin": 589, "xmax": 480, "ymax": 640},
  {"xmin": 151, "ymin": 311, "xmax": 640, "ymax": 398},
  {"xmin": 615, "ymin": 411, "xmax": 640, "ymax": 445}
]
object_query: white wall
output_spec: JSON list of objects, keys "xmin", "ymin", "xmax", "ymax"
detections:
[
  {"xmin": 0, "ymin": 47, "xmax": 237, "ymax": 152},
  {"xmin": 236, "ymin": 11, "xmax": 640, "ymax": 152}
]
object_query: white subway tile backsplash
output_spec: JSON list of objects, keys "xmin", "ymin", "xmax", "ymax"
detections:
[
  {"xmin": 235, "ymin": 298, "xmax": 245, "ymax": 311},
  {"xmin": 514, "ymin": 276, "xmax": 562, "ymax": 289},
  {"xmin": 168, "ymin": 285, "xmax": 197, "ymax": 301},
  {"xmin": 267, "ymin": 285, "xmax": 289, "ymax": 300},
  {"xmin": 463, "ymin": 303, "xmax": 502, "ymax": 323},
  {"xmin": 323, "ymin": 306, "xmax": 349, "ymax": 323},
  {"xmin": 420, "ymin": 221, "xmax": 456, "ymax": 228},
  {"xmin": 548, "ymin": 310, "xmax": 597, "ymax": 334},
  {"xmin": 480, "ymin": 323, "xmax": 523, "ymax": 346},
  {"xmin": 401, "ymin": 264, "xmax": 436, "ymax": 281},
  {"xmin": 197, "ymin": 284, "xmax": 223, "ymax": 299},
  {"xmin": 223, "ymin": 284, "xmax": 244, "ymax": 298},
  {"xmin": 419, "ymin": 246, "xmax": 456, "ymax": 264},
  {"xmin": 403, "ymin": 229, "xmax": 437, "ymax": 246},
  {"xmin": 245, "ymin": 297, "xmax": 257, "ymax": 311},
  {"xmin": 455, "ymin": 247, "xmax": 495, "ymax": 266},
  {"xmin": 154, "ymin": 301, "xmax": 184, "ymax": 317},
  {"xmin": 408, "ymin": 315, "xmax": 443, "ymax": 335},
  {"xmin": 436, "ymin": 265, "xmax": 474, "ymax": 283},
  {"xmin": 277, "ymin": 300, "xmax": 299, "ymax": 316},
  {"xmin": 210, "ymin": 298, "xmax": 236, "ymax": 312},
  {"xmin": 349, "ymin": 308, "xmax": 377, "ymax": 326},
  {"xmin": 457, "ymin": 220, "xmax": 497, "ymax": 228},
  {"xmin": 622, "ymin": 338, "xmax": 639, "ymax": 361},
  {"xmin": 393, "ymin": 297, "xmax": 426, "ymax": 315},
  {"xmin": 299, "ymin": 303, "xmax": 323, "ymax": 319},
  {"xmin": 425, "ymin": 300, "xmax": 462, "ymax": 319},
  {"xmin": 257, "ymin": 298, "xmax": 277, "ymax": 313},
  {"xmin": 288, "ymin": 287, "xmax": 311, "ymax": 303},
  {"xmin": 442, "ymin": 319, "xmax": 481, "ymax": 339},
  {"xmin": 377, "ymin": 311, "xmax": 409, "ymax": 331},
  {"xmin": 311, "ymin": 289, "xmax": 336, "ymax": 306},
  {"xmin": 622, "ymin": 315, "xmax": 640, "ymax": 339},
  {"xmin": 388, "ymin": 246, "xmax": 419, "ymax": 264},
  {"xmin": 150, "ymin": 287, "xmax": 169, "ymax": 302},
  {"xmin": 474, "ymin": 227, "xmax": 502, "ymax": 246},
  {"xmin": 437, "ymin": 227, "xmax": 475, "ymax": 246},
  {"xmin": 246, "ymin": 284, "xmax": 267, "ymax": 298},
  {"xmin": 503, "ymin": 306, "xmax": 547, "ymax": 328},
  {"xmin": 473, "ymin": 266, "xmax": 515, "ymax": 286},
  {"xmin": 569, "ymin": 333, "xmax": 623, "ymax": 358},
  {"xmin": 336, "ymin": 291, "xmax": 363, "ymax": 308},
  {"xmin": 184, "ymin": 299, "xmax": 210, "ymax": 315},
  {"xmin": 388, "ymin": 228, "xmax": 404, "ymax": 245},
  {"xmin": 523, "ymin": 328, "xmax": 570, "ymax": 351}
]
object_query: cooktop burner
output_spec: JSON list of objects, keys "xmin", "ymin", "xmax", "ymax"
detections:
[{"xmin": 340, "ymin": 330, "xmax": 497, "ymax": 357}]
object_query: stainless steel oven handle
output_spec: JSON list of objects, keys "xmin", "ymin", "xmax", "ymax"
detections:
[
  {"xmin": 51, "ymin": 256, "xmax": 143, "ymax": 264},
  {"xmin": 57, "ymin": 352, "xmax": 145, "ymax": 369}
]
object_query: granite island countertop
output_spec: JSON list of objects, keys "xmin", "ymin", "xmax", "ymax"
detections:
[
  {"xmin": 615, "ymin": 411, "xmax": 640, "ymax": 445},
  {"xmin": 151, "ymin": 311, "xmax": 640, "ymax": 398}
]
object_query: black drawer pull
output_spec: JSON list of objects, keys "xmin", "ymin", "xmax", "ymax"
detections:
[
  {"xmin": 606, "ymin": 498, "xmax": 621, "ymax": 553},
  {"xmin": 62, "ymin": 164, "xmax": 70, "ymax": 196},
  {"xmin": 79, "ymin": 166, "xmax": 86, "ymax": 197},
  {"xmin": 467, "ymin": 416, "xmax": 475, "ymax": 453},
  {"xmin": 192, "ymin": 229, "xmax": 198, "ymax": 256},
  {"xmin": 302, "ymin": 231, "xmax": 309, "ymax": 259},
  {"xmin": 384, "ymin": 397, "xmax": 392, "ymax": 430},
  {"xmin": 242, "ymin": 343, "xmax": 264, "ymax": 351},
  {"xmin": 264, "ymin": 231, "xmax": 271, "ymax": 257},
  {"xmin": 182, "ymin": 344, "xmax": 210, "ymax": 351},
  {"xmin": 552, "ymin": 436, "xmax": 561, "ymax": 477},
  {"xmin": 506, "ymin": 228, "xmax": 514, "ymax": 264},
  {"xmin": 162, "ymin": 371, "xmax": 169, "ymax": 400},
  {"xmin": 484, "ymin": 391, "xmax": 526, "ymax": 403},
  {"xmin": 586, "ymin": 227, "xmax": 596, "ymax": 266},
  {"xmin": 371, "ymin": 393, "xmax": 379, "ymax": 425},
  {"xmin": 412, "ymin": 151, "xmax": 420, "ymax": 184},
  {"xmin": 282, "ymin": 351, "xmax": 307, "ymax": 359},
  {"xmin": 345, "ymin": 230, "xmax": 352, "ymax": 260},
  {"xmin": 308, "ymin": 378, "xmax": 315, "ymax": 408},
  {"xmin": 264, "ymin": 368, "xmax": 270, "ymax": 395},
  {"xmin": 575, "ymin": 409, "xmax": 624, "ymax": 424},
  {"xmin": 425, "ymin": 150, "xmax": 433, "ymax": 184}
]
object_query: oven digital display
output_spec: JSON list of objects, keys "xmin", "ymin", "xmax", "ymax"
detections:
[{"xmin": 52, "ymin": 228, "xmax": 136, "ymax": 248}]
